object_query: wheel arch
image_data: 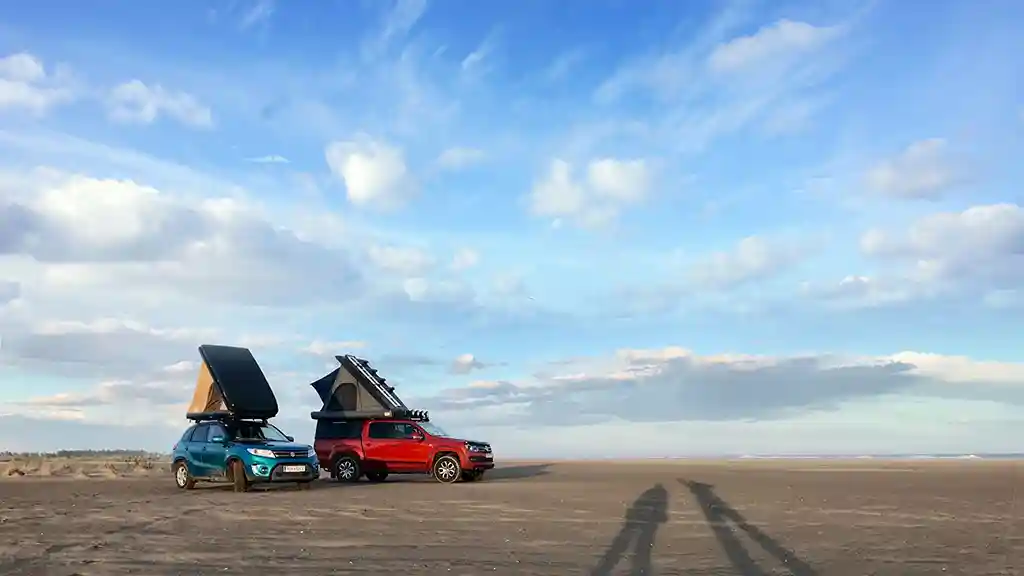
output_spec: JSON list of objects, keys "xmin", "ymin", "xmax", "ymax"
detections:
[
  {"xmin": 431, "ymin": 450, "xmax": 459, "ymax": 466},
  {"xmin": 224, "ymin": 455, "xmax": 243, "ymax": 480}
]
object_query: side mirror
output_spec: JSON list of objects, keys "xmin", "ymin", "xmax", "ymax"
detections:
[
  {"xmin": 410, "ymin": 433, "xmax": 424, "ymax": 442},
  {"xmin": 286, "ymin": 435, "xmax": 294, "ymax": 442},
  {"xmin": 210, "ymin": 435, "xmax": 226, "ymax": 444}
]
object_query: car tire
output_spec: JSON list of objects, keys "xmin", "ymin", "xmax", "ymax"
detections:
[
  {"xmin": 230, "ymin": 459, "xmax": 250, "ymax": 493},
  {"xmin": 432, "ymin": 455, "xmax": 461, "ymax": 484},
  {"xmin": 366, "ymin": 471, "xmax": 388, "ymax": 482},
  {"xmin": 173, "ymin": 461, "xmax": 196, "ymax": 490},
  {"xmin": 333, "ymin": 456, "xmax": 361, "ymax": 482}
]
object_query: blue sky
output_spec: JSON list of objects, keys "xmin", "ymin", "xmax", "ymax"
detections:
[{"xmin": 0, "ymin": 0, "xmax": 1022, "ymax": 456}]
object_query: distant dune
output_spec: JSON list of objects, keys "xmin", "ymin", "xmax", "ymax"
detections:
[{"xmin": 0, "ymin": 454, "xmax": 167, "ymax": 480}]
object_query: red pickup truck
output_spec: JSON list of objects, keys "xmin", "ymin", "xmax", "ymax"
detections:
[{"xmin": 314, "ymin": 417, "xmax": 494, "ymax": 484}]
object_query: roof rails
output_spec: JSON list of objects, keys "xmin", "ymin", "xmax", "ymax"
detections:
[{"xmin": 309, "ymin": 354, "xmax": 425, "ymax": 421}]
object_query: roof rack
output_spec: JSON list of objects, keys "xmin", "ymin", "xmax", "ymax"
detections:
[
  {"xmin": 185, "ymin": 411, "xmax": 268, "ymax": 423},
  {"xmin": 310, "ymin": 408, "xmax": 430, "ymax": 422}
]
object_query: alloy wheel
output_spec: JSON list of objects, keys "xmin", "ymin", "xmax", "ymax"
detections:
[{"xmin": 435, "ymin": 457, "xmax": 459, "ymax": 483}]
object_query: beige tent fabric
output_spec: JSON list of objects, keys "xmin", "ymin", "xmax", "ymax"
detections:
[{"xmin": 186, "ymin": 360, "xmax": 225, "ymax": 414}]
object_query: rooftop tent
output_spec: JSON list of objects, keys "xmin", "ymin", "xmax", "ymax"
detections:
[
  {"xmin": 186, "ymin": 344, "xmax": 279, "ymax": 420},
  {"xmin": 310, "ymin": 355, "xmax": 425, "ymax": 420}
]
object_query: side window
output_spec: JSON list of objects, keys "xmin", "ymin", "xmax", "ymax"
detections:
[
  {"xmin": 191, "ymin": 424, "xmax": 210, "ymax": 443},
  {"xmin": 316, "ymin": 421, "xmax": 362, "ymax": 439},
  {"xmin": 399, "ymin": 424, "xmax": 420, "ymax": 439},
  {"xmin": 181, "ymin": 426, "xmax": 198, "ymax": 443},
  {"xmin": 342, "ymin": 422, "xmax": 361, "ymax": 439},
  {"xmin": 207, "ymin": 424, "xmax": 227, "ymax": 441},
  {"xmin": 368, "ymin": 422, "xmax": 392, "ymax": 439}
]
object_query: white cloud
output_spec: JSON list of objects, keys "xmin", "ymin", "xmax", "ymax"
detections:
[
  {"xmin": 107, "ymin": 80, "xmax": 213, "ymax": 128},
  {"xmin": 302, "ymin": 339, "xmax": 366, "ymax": 359},
  {"xmin": 450, "ymin": 353, "xmax": 485, "ymax": 374},
  {"xmin": 708, "ymin": 19, "xmax": 842, "ymax": 74},
  {"xmin": 593, "ymin": 10, "xmax": 850, "ymax": 153},
  {"xmin": 861, "ymin": 203, "xmax": 1024, "ymax": 293},
  {"xmin": 325, "ymin": 136, "xmax": 416, "ymax": 210},
  {"xmin": 421, "ymin": 345, "xmax": 1024, "ymax": 427},
  {"xmin": 437, "ymin": 146, "xmax": 485, "ymax": 170},
  {"xmin": 529, "ymin": 157, "xmax": 652, "ymax": 228},
  {"xmin": 450, "ymin": 248, "xmax": 480, "ymax": 271},
  {"xmin": 246, "ymin": 154, "xmax": 290, "ymax": 164},
  {"xmin": 367, "ymin": 244, "xmax": 436, "ymax": 276},
  {"xmin": 239, "ymin": 0, "xmax": 275, "ymax": 30},
  {"xmin": 0, "ymin": 169, "xmax": 364, "ymax": 307},
  {"xmin": 688, "ymin": 235, "xmax": 808, "ymax": 289},
  {"xmin": 864, "ymin": 139, "xmax": 958, "ymax": 200},
  {"xmin": 0, "ymin": 52, "xmax": 76, "ymax": 115}
]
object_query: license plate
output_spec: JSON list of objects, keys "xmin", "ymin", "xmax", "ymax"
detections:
[{"xmin": 283, "ymin": 465, "xmax": 306, "ymax": 473}]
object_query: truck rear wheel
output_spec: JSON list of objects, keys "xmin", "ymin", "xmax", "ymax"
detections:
[
  {"xmin": 333, "ymin": 456, "xmax": 361, "ymax": 482},
  {"xmin": 432, "ymin": 455, "xmax": 461, "ymax": 484}
]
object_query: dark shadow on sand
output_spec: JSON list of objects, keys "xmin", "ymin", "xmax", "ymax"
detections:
[
  {"xmin": 591, "ymin": 483, "xmax": 669, "ymax": 576},
  {"xmin": 486, "ymin": 463, "xmax": 551, "ymax": 481},
  {"xmin": 680, "ymin": 479, "xmax": 817, "ymax": 576}
]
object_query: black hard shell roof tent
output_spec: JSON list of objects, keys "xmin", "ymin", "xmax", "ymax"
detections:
[
  {"xmin": 310, "ymin": 355, "xmax": 428, "ymax": 421},
  {"xmin": 186, "ymin": 344, "xmax": 280, "ymax": 422}
]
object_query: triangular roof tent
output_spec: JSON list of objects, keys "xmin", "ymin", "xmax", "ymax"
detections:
[
  {"xmin": 186, "ymin": 344, "xmax": 279, "ymax": 421},
  {"xmin": 310, "ymin": 354, "xmax": 428, "ymax": 421}
]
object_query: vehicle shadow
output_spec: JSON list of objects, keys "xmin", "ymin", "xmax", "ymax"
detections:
[
  {"xmin": 679, "ymin": 479, "xmax": 818, "ymax": 576},
  {"xmin": 590, "ymin": 483, "xmax": 669, "ymax": 576},
  {"xmin": 486, "ymin": 463, "xmax": 551, "ymax": 481}
]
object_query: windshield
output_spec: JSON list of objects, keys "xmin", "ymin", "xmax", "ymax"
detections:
[
  {"xmin": 231, "ymin": 422, "xmax": 291, "ymax": 442},
  {"xmin": 419, "ymin": 422, "xmax": 450, "ymax": 437}
]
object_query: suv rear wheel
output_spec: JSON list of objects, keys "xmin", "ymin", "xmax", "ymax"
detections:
[
  {"xmin": 173, "ymin": 461, "xmax": 196, "ymax": 490},
  {"xmin": 432, "ymin": 455, "xmax": 461, "ymax": 484},
  {"xmin": 333, "ymin": 456, "xmax": 361, "ymax": 482},
  {"xmin": 230, "ymin": 459, "xmax": 250, "ymax": 493}
]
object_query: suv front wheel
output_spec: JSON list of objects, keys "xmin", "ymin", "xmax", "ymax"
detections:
[{"xmin": 432, "ymin": 455, "xmax": 462, "ymax": 484}]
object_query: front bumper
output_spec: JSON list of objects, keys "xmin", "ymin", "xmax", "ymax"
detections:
[
  {"xmin": 245, "ymin": 458, "xmax": 320, "ymax": 483},
  {"xmin": 467, "ymin": 454, "xmax": 495, "ymax": 471}
]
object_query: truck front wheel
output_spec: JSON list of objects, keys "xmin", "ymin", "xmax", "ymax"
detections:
[{"xmin": 432, "ymin": 455, "xmax": 461, "ymax": 484}]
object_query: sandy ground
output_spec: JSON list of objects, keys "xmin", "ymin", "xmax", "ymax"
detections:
[{"xmin": 0, "ymin": 460, "xmax": 1020, "ymax": 575}]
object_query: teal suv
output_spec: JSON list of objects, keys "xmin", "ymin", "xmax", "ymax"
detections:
[{"xmin": 172, "ymin": 417, "xmax": 320, "ymax": 492}]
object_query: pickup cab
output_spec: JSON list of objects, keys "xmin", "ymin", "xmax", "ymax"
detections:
[{"xmin": 314, "ymin": 418, "xmax": 494, "ymax": 484}]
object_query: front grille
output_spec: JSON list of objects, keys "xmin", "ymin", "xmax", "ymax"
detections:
[
  {"xmin": 273, "ymin": 450, "xmax": 306, "ymax": 459},
  {"xmin": 470, "ymin": 455, "xmax": 493, "ymax": 463}
]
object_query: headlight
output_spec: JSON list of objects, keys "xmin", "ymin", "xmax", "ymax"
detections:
[
  {"xmin": 307, "ymin": 448, "xmax": 316, "ymax": 458},
  {"xmin": 247, "ymin": 448, "xmax": 276, "ymax": 458}
]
